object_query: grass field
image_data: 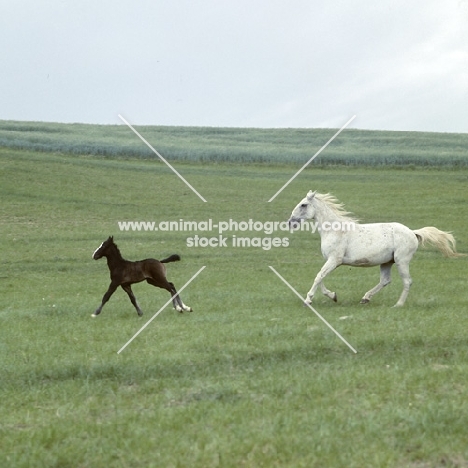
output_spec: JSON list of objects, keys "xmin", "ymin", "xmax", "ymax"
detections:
[
  {"xmin": 2, "ymin": 119, "xmax": 468, "ymax": 166},
  {"xmin": 1, "ymin": 124, "xmax": 468, "ymax": 467}
]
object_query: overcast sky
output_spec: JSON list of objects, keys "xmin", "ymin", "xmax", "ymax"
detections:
[{"xmin": 1, "ymin": 0, "xmax": 467, "ymax": 132}]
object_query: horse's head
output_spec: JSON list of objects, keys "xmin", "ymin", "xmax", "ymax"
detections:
[
  {"xmin": 288, "ymin": 190, "xmax": 317, "ymax": 229},
  {"xmin": 92, "ymin": 236, "xmax": 115, "ymax": 260}
]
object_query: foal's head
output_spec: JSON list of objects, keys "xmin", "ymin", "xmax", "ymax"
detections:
[{"xmin": 92, "ymin": 236, "xmax": 118, "ymax": 260}]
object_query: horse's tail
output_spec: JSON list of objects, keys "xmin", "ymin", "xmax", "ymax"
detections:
[
  {"xmin": 160, "ymin": 254, "xmax": 181, "ymax": 263},
  {"xmin": 413, "ymin": 227, "xmax": 464, "ymax": 258}
]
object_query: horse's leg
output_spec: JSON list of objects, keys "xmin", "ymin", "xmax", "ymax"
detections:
[
  {"xmin": 394, "ymin": 260, "xmax": 412, "ymax": 307},
  {"xmin": 146, "ymin": 278, "xmax": 181, "ymax": 311},
  {"xmin": 360, "ymin": 262, "xmax": 393, "ymax": 304},
  {"xmin": 92, "ymin": 282, "xmax": 118, "ymax": 317},
  {"xmin": 168, "ymin": 281, "xmax": 192, "ymax": 312},
  {"xmin": 146, "ymin": 278, "xmax": 192, "ymax": 313},
  {"xmin": 121, "ymin": 284, "xmax": 143, "ymax": 317},
  {"xmin": 305, "ymin": 258, "xmax": 340, "ymax": 305},
  {"xmin": 320, "ymin": 283, "xmax": 338, "ymax": 302}
]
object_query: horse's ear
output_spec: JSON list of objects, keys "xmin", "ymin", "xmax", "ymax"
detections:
[
  {"xmin": 109, "ymin": 235, "xmax": 114, "ymax": 241},
  {"xmin": 307, "ymin": 190, "xmax": 316, "ymax": 201}
]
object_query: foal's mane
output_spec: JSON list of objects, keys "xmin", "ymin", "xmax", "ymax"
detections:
[
  {"xmin": 108, "ymin": 239, "xmax": 125, "ymax": 260},
  {"xmin": 314, "ymin": 192, "xmax": 359, "ymax": 223}
]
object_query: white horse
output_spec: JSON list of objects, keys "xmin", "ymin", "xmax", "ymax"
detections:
[{"xmin": 288, "ymin": 190, "xmax": 463, "ymax": 307}]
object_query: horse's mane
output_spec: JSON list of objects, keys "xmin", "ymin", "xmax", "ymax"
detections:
[
  {"xmin": 314, "ymin": 192, "xmax": 359, "ymax": 223},
  {"xmin": 109, "ymin": 240, "xmax": 125, "ymax": 260}
]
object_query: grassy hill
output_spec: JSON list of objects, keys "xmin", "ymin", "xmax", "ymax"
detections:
[
  {"xmin": 1, "ymin": 122, "xmax": 468, "ymax": 467},
  {"xmin": 1, "ymin": 119, "xmax": 467, "ymax": 166}
]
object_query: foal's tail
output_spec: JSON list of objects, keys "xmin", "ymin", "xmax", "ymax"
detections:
[
  {"xmin": 413, "ymin": 227, "xmax": 464, "ymax": 258},
  {"xmin": 160, "ymin": 254, "xmax": 181, "ymax": 263}
]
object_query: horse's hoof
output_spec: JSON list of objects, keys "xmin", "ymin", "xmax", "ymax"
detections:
[
  {"xmin": 360, "ymin": 298, "xmax": 370, "ymax": 304},
  {"xmin": 332, "ymin": 293, "xmax": 338, "ymax": 302},
  {"xmin": 91, "ymin": 314, "xmax": 97, "ymax": 318}
]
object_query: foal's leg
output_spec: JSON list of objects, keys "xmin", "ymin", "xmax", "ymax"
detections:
[
  {"xmin": 121, "ymin": 284, "xmax": 143, "ymax": 317},
  {"xmin": 146, "ymin": 278, "xmax": 192, "ymax": 313},
  {"xmin": 168, "ymin": 281, "xmax": 192, "ymax": 312},
  {"xmin": 394, "ymin": 261, "xmax": 413, "ymax": 307},
  {"xmin": 92, "ymin": 282, "xmax": 119, "ymax": 317},
  {"xmin": 306, "ymin": 258, "xmax": 340, "ymax": 305},
  {"xmin": 360, "ymin": 262, "xmax": 393, "ymax": 304}
]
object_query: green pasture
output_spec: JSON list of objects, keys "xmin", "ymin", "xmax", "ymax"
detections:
[
  {"xmin": 1, "ymin": 119, "xmax": 468, "ymax": 166},
  {"xmin": 1, "ymin": 126, "xmax": 468, "ymax": 467}
]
